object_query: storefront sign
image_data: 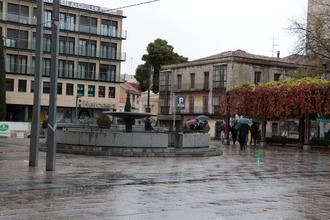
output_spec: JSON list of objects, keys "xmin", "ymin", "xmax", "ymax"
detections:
[
  {"xmin": 44, "ymin": 0, "xmax": 118, "ymax": 15},
  {"xmin": 0, "ymin": 122, "xmax": 11, "ymax": 137},
  {"xmin": 81, "ymin": 101, "xmax": 114, "ymax": 109}
]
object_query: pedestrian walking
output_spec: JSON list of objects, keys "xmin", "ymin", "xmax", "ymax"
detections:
[
  {"xmin": 231, "ymin": 126, "xmax": 238, "ymax": 144},
  {"xmin": 238, "ymin": 124, "xmax": 250, "ymax": 150},
  {"xmin": 250, "ymin": 122, "xmax": 258, "ymax": 145}
]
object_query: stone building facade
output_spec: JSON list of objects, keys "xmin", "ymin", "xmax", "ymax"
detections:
[
  {"xmin": 1, "ymin": 0, "xmax": 126, "ymax": 122},
  {"xmin": 158, "ymin": 50, "xmax": 304, "ymax": 137}
]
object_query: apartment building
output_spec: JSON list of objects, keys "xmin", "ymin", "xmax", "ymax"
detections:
[
  {"xmin": 158, "ymin": 50, "xmax": 306, "ymax": 137},
  {"xmin": 1, "ymin": 0, "xmax": 126, "ymax": 122}
]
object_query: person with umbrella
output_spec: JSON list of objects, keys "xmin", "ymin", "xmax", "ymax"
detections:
[
  {"xmin": 231, "ymin": 119, "xmax": 238, "ymax": 145},
  {"xmin": 237, "ymin": 117, "xmax": 252, "ymax": 150}
]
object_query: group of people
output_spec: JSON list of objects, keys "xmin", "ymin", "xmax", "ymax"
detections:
[{"xmin": 219, "ymin": 118, "xmax": 260, "ymax": 150}]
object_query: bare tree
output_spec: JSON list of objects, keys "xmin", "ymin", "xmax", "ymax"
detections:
[{"xmin": 290, "ymin": 0, "xmax": 330, "ymax": 61}]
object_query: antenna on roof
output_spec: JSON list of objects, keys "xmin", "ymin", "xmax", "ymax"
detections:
[{"xmin": 271, "ymin": 36, "xmax": 280, "ymax": 57}]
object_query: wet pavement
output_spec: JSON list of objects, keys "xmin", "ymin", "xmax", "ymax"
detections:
[{"xmin": 1, "ymin": 138, "xmax": 330, "ymax": 219}]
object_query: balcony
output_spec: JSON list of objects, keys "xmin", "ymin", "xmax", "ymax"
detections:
[
  {"xmin": 160, "ymin": 106, "xmax": 170, "ymax": 114},
  {"xmin": 177, "ymin": 106, "xmax": 210, "ymax": 115},
  {"xmin": 175, "ymin": 82, "xmax": 210, "ymax": 93},
  {"xmin": 6, "ymin": 13, "xmax": 29, "ymax": 24},
  {"xmin": 5, "ymin": 38, "xmax": 30, "ymax": 50},
  {"xmin": 100, "ymin": 29, "xmax": 127, "ymax": 39}
]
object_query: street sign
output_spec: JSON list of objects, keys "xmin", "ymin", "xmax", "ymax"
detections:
[
  {"xmin": 177, "ymin": 96, "xmax": 185, "ymax": 108},
  {"xmin": 0, "ymin": 122, "xmax": 11, "ymax": 137}
]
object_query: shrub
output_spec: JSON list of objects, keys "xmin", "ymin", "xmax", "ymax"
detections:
[{"xmin": 97, "ymin": 114, "xmax": 111, "ymax": 129}]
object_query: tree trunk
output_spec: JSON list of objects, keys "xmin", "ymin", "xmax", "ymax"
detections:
[
  {"xmin": 298, "ymin": 116, "xmax": 305, "ymax": 147},
  {"xmin": 304, "ymin": 114, "xmax": 311, "ymax": 145},
  {"xmin": 261, "ymin": 116, "xmax": 267, "ymax": 143}
]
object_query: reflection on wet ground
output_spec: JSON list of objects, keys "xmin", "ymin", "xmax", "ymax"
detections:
[{"xmin": 1, "ymin": 138, "xmax": 330, "ymax": 219}]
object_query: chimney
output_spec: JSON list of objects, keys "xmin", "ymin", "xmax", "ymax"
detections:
[{"xmin": 277, "ymin": 51, "xmax": 280, "ymax": 58}]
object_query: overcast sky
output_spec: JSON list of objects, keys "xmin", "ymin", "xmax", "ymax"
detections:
[{"xmin": 74, "ymin": 0, "xmax": 308, "ymax": 75}]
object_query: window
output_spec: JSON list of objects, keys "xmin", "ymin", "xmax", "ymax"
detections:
[
  {"xmin": 79, "ymin": 39, "xmax": 96, "ymax": 57},
  {"xmin": 159, "ymin": 72, "xmax": 171, "ymax": 91},
  {"xmin": 203, "ymin": 96, "xmax": 209, "ymax": 113},
  {"xmin": 108, "ymin": 87, "xmax": 116, "ymax": 98},
  {"xmin": 101, "ymin": 19, "xmax": 118, "ymax": 37},
  {"xmin": 59, "ymin": 36, "xmax": 75, "ymax": 54},
  {"xmin": 18, "ymin": 80, "xmax": 27, "ymax": 92},
  {"xmin": 60, "ymin": 13, "xmax": 75, "ymax": 31},
  {"xmin": 7, "ymin": 55, "xmax": 27, "ymax": 74},
  {"xmin": 88, "ymin": 85, "xmax": 95, "ymax": 97},
  {"xmin": 213, "ymin": 65, "xmax": 227, "ymax": 88},
  {"xmin": 43, "ymin": 82, "xmax": 50, "ymax": 94},
  {"xmin": 189, "ymin": 96, "xmax": 194, "ymax": 113},
  {"xmin": 99, "ymin": 64, "xmax": 116, "ymax": 81},
  {"xmin": 8, "ymin": 3, "xmax": 28, "ymax": 24},
  {"xmin": 177, "ymin": 74, "xmax": 182, "ymax": 90},
  {"xmin": 212, "ymin": 95, "xmax": 220, "ymax": 113},
  {"xmin": 5, "ymin": 79, "xmax": 14, "ymax": 91},
  {"xmin": 204, "ymin": 72, "xmax": 209, "ymax": 89},
  {"xmin": 66, "ymin": 83, "xmax": 74, "ymax": 96},
  {"xmin": 98, "ymin": 86, "xmax": 105, "ymax": 97},
  {"xmin": 57, "ymin": 83, "xmax": 62, "ymax": 95},
  {"xmin": 79, "ymin": 16, "xmax": 97, "ymax": 34},
  {"xmin": 77, "ymin": 84, "xmax": 84, "ymax": 97},
  {"xmin": 32, "ymin": 33, "xmax": 51, "ymax": 52},
  {"xmin": 32, "ymin": 9, "xmax": 52, "ymax": 27},
  {"xmin": 274, "ymin": 73, "xmax": 281, "ymax": 81},
  {"xmin": 190, "ymin": 73, "xmax": 195, "ymax": 89},
  {"xmin": 77, "ymin": 62, "xmax": 96, "ymax": 80},
  {"xmin": 100, "ymin": 42, "xmax": 117, "ymax": 59},
  {"xmin": 44, "ymin": 11, "xmax": 52, "ymax": 27},
  {"xmin": 254, "ymin": 71, "xmax": 261, "ymax": 84},
  {"xmin": 6, "ymin": 29, "xmax": 28, "ymax": 49},
  {"xmin": 30, "ymin": 81, "xmax": 34, "ymax": 93},
  {"xmin": 43, "ymin": 59, "xmax": 51, "ymax": 76},
  {"xmin": 32, "ymin": 58, "xmax": 51, "ymax": 76},
  {"xmin": 58, "ymin": 60, "xmax": 74, "ymax": 78}
]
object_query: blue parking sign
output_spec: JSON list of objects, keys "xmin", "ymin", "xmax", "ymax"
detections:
[{"xmin": 177, "ymin": 96, "xmax": 185, "ymax": 108}]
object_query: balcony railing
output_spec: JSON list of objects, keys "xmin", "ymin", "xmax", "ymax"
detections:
[
  {"xmin": 178, "ymin": 106, "xmax": 210, "ymax": 115},
  {"xmin": 6, "ymin": 13, "xmax": 29, "ymax": 24},
  {"xmin": 160, "ymin": 106, "xmax": 170, "ymax": 114},
  {"xmin": 1, "ymin": 14, "xmax": 127, "ymax": 40},
  {"xmin": 4, "ymin": 38, "xmax": 126, "ymax": 61},
  {"xmin": 175, "ymin": 82, "xmax": 210, "ymax": 92}
]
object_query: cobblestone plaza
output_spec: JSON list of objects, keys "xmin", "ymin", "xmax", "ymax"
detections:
[{"xmin": 1, "ymin": 138, "xmax": 330, "ymax": 219}]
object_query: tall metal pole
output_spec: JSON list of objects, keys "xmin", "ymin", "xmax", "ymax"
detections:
[
  {"xmin": 29, "ymin": 0, "xmax": 44, "ymax": 167},
  {"xmin": 46, "ymin": 0, "xmax": 60, "ymax": 171},
  {"xmin": 146, "ymin": 63, "xmax": 153, "ymax": 113}
]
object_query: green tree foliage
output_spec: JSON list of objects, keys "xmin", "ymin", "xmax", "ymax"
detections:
[
  {"xmin": 0, "ymin": 36, "xmax": 6, "ymax": 121},
  {"xmin": 124, "ymin": 91, "xmax": 131, "ymax": 112},
  {"xmin": 288, "ymin": 64, "xmax": 324, "ymax": 79},
  {"xmin": 135, "ymin": 39, "xmax": 188, "ymax": 93}
]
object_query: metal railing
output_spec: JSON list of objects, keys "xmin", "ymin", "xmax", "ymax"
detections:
[{"xmin": 175, "ymin": 82, "xmax": 210, "ymax": 92}]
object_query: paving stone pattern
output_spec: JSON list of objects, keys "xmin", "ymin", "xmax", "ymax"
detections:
[{"xmin": 1, "ymin": 138, "xmax": 330, "ymax": 219}]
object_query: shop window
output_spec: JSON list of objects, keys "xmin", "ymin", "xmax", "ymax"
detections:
[
  {"xmin": 5, "ymin": 79, "xmax": 14, "ymax": 91},
  {"xmin": 77, "ymin": 84, "xmax": 84, "ymax": 97},
  {"xmin": 108, "ymin": 87, "xmax": 115, "ymax": 98},
  {"xmin": 66, "ymin": 83, "xmax": 74, "ymax": 96},
  {"xmin": 18, "ymin": 79, "xmax": 26, "ymax": 92},
  {"xmin": 98, "ymin": 86, "xmax": 105, "ymax": 98},
  {"xmin": 88, "ymin": 85, "xmax": 95, "ymax": 97}
]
